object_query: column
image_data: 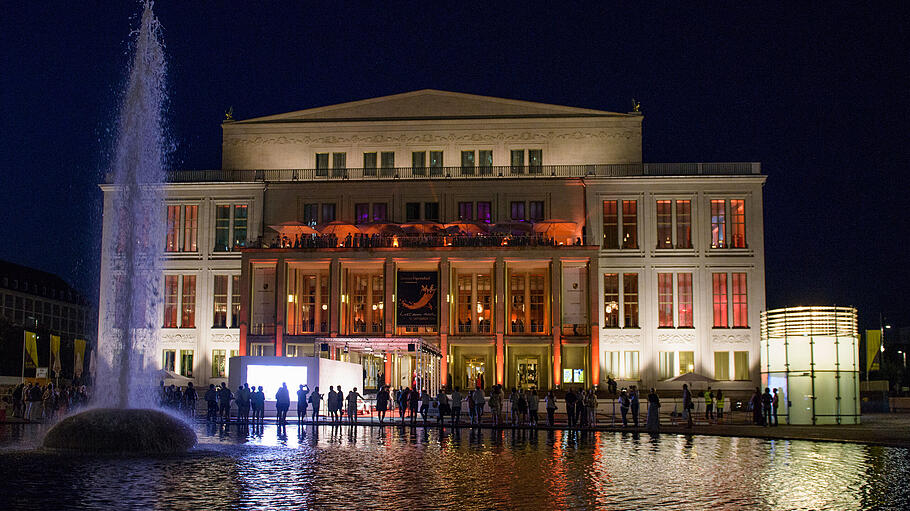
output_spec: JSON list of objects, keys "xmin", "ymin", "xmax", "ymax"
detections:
[
  {"xmin": 587, "ymin": 259, "xmax": 600, "ymax": 387},
  {"xmin": 439, "ymin": 257, "xmax": 449, "ymax": 387},
  {"xmin": 275, "ymin": 258, "xmax": 286, "ymax": 357},
  {"xmin": 330, "ymin": 258, "xmax": 341, "ymax": 337},
  {"xmin": 384, "ymin": 257, "xmax": 394, "ymax": 337},
  {"xmin": 238, "ymin": 259, "xmax": 250, "ymax": 356},
  {"xmin": 551, "ymin": 259, "xmax": 561, "ymax": 387},
  {"xmin": 495, "ymin": 256, "xmax": 505, "ymax": 386}
]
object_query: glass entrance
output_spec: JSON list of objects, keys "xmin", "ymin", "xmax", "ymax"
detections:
[
  {"xmin": 516, "ymin": 357, "xmax": 539, "ymax": 389},
  {"xmin": 465, "ymin": 357, "xmax": 486, "ymax": 390}
]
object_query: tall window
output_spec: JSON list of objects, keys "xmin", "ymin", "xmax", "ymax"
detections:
[
  {"xmin": 477, "ymin": 201, "xmax": 492, "ymax": 223},
  {"xmin": 510, "ymin": 149, "xmax": 524, "ymax": 173},
  {"xmin": 429, "ymin": 151, "xmax": 444, "ymax": 175},
  {"xmin": 182, "ymin": 205, "xmax": 198, "ymax": 252},
  {"xmin": 406, "ymin": 203, "xmax": 420, "ymax": 222},
  {"xmin": 509, "ymin": 271, "xmax": 547, "ymax": 334},
  {"xmin": 411, "ymin": 151, "xmax": 426, "ymax": 174},
  {"xmin": 711, "ymin": 199, "xmax": 727, "ymax": 248},
  {"xmin": 731, "ymin": 199, "xmax": 746, "ymax": 248},
  {"xmin": 424, "ymin": 202, "xmax": 439, "ymax": 221},
  {"xmin": 461, "ymin": 151, "xmax": 475, "ymax": 174},
  {"xmin": 603, "ymin": 273, "xmax": 619, "ymax": 327},
  {"xmin": 529, "ymin": 201, "xmax": 545, "ymax": 222},
  {"xmin": 658, "ymin": 273, "xmax": 674, "ymax": 327},
  {"xmin": 373, "ymin": 203, "xmax": 387, "ymax": 222},
  {"xmin": 286, "ymin": 269, "xmax": 329, "ymax": 334},
  {"xmin": 231, "ymin": 275, "xmax": 241, "ymax": 328},
  {"xmin": 162, "ymin": 349, "xmax": 176, "ymax": 371},
  {"xmin": 676, "ymin": 200, "xmax": 692, "ymax": 248},
  {"xmin": 458, "ymin": 202, "xmax": 473, "ymax": 221},
  {"xmin": 678, "ymin": 273, "xmax": 693, "ymax": 327},
  {"xmin": 166, "ymin": 205, "xmax": 180, "ymax": 252},
  {"xmin": 212, "ymin": 349, "xmax": 227, "ymax": 378},
  {"xmin": 732, "ymin": 273, "xmax": 748, "ymax": 327},
  {"xmin": 163, "ymin": 275, "xmax": 178, "ymax": 328},
  {"xmin": 303, "ymin": 203, "xmax": 318, "ymax": 225},
  {"xmin": 624, "ymin": 351, "xmax": 640, "ymax": 380},
  {"xmin": 659, "ymin": 352, "xmax": 675, "ymax": 380},
  {"xmin": 528, "ymin": 149, "xmax": 542, "ymax": 173},
  {"xmin": 602, "ymin": 201, "xmax": 618, "ymax": 249},
  {"xmin": 656, "ymin": 200, "xmax": 672, "ymax": 248},
  {"xmin": 213, "ymin": 275, "xmax": 228, "ymax": 328},
  {"xmin": 380, "ymin": 151, "xmax": 395, "ymax": 172},
  {"xmin": 510, "ymin": 201, "xmax": 526, "ymax": 221},
  {"xmin": 455, "ymin": 273, "xmax": 492, "ymax": 334},
  {"xmin": 479, "ymin": 150, "xmax": 493, "ymax": 173},
  {"xmin": 179, "ymin": 350, "xmax": 194, "ymax": 378},
  {"xmin": 714, "ymin": 351, "xmax": 730, "ymax": 380},
  {"xmin": 315, "ymin": 153, "xmax": 329, "ymax": 176},
  {"xmin": 321, "ymin": 203, "xmax": 336, "ymax": 223},
  {"xmin": 678, "ymin": 351, "xmax": 695, "ymax": 375},
  {"xmin": 355, "ymin": 203, "xmax": 370, "ymax": 223},
  {"xmin": 363, "ymin": 152, "xmax": 377, "ymax": 175},
  {"xmin": 348, "ymin": 272, "xmax": 383, "ymax": 334},
  {"xmin": 734, "ymin": 351, "xmax": 750, "ymax": 380},
  {"xmin": 332, "ymin": 152, "xmax": 346, "ymax": 177},
  {"xmin": 181, "ymin": 275, "xmax": 196, "ymax": 328},
  {"xmin": 622, "ymin": 200, "xmax": 638, "ymax": 249},
  {"xmin": 603, "ymin": 351, "xmax": 620, "ymax": 379},
  {"xmin": 712, "ymin": 273, "xmax": 729, "ymax": 328},
  {"xmin": 214, "ymin": 204, "xmax": 248, "ymax": 251},
  {"xmin": 623, "ymin": 273, "xmax": 638, "ymax": 327}
]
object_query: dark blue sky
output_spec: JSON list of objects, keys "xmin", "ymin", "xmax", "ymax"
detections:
[{"xmin": 1, "ymin": 2, "xmax": 907, "ymax": 330}]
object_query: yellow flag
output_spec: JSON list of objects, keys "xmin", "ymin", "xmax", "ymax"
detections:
[
  {"xmin": 866, "ymin": 329, "xmax": 882, "ymax": 372},
  {"xmin": 51, "ymin": 335, "xmax": 61, "ymax": 375},
  {"xmin": 74, "ymin": 339, "xmax": 86, "ymax": 377},
  {"xmin": 24, "ymin": 331, "xmax": 38, "ymax": 368}
]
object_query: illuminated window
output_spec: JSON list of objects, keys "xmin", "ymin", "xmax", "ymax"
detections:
[
  {"xmin": 166, "ymin": 205, "xmax": 180, "ymax": 252},
  {"xmin": 162, "ymin": 349, "xmax": 175, "ymax": 372},
  {"xmin": 215, "ymin": 204, "xmax": 248, "ymax": 251},
  {"xmin": 602, "ymin": 200, "xmax": 618, "ymax": 249},
  {"xmin": 622, "ymin": 200, "xmax": 638, "ymax": 249},
  {"xmin": 603, "ymin": 351, "xmax": 620, "ymax": 379},
  {"xmin": 734, "ymin": 351, "xmax": 750, "ymax": 380},
  {"xmin": 731, "ymin": 199, "xmax": 746, "ymax": 248},
  {"xmin": 163, "ymin": 275, "xmax": 178, "ymax": 328},
  {"xmin": 676, "ymin": 200, "xmax": 692, "ymax": 248},
  {"xmin": 458, "ymin": 202, "xmax": 473, "ymax": 221},
  {"xmin": 347, "ymin": 272, "xmax": 383, "ymax": 334},
  {"xmin": 181, "ymin": 275, "xmax": 196, "ymax": 328},
  {"xmin": 714, "ymin": 351, "xmax": 730, "ymax": 380},
  {"xmin": 528, "ymin": 149, "xmax": 542, "ymax": 173},
  {"xmin": 509, "ymin": 270, "xmax": 547, "ymax": 335},
  {"xmin": 658, "ymin": 273, "xmax": 674, "ymax": 327},
  {"xmin": 732, "ymin": 273, "xmax": 748, "ymax": 327},
  {"xmin": 623, "ymin": 273, "xmax": 638, "ymax": 328},
  {"xmin": 456, "ymin": 273, "xmax": 492, "ymax": 334},
  {"xmin": 287, "ymin": 269, "xmax": 330, "ymax": 335},
  {"xmin": 355, "ymin": 203, "xmax": 370, "ymax": 223},
  {"xmin": 302, "ymin": 203, "xmax": 318, "ymax": 225},
  {"xmin": 658, "ymin": 351, "xmax": 675, "ymax": 380},
  {"xmin": 603, "ymin": 273, "xmax": 619, "ymax": 328},
  {"xmin": 477, "ymin": 202, "xmax": 492, "ymax": 223},
  {"xmin": 712, "ymin": 273, "xmax": 729, "ymax": 328},
  {"xmin": 179, "ymin": 350, "xmax": 194, "ymax": 378},
  {"xmin": 711, "ymin": 199, "xmax": 727, "ymax": 248},
  {"xmin": 656, "ymin": 200, "xmax": 672, "ymax": 249},
  {"xmin": 429, "ymin": 151, "xmax": 444, "ymax": 175},
  {"xmin": 678, "ymin": 273, "xmax": 693, "ymax": 327},
  {"xmin": 678, "ymin": 351, "xmax": 694, "ymax": 375},
  {"xmin": 230, "ymin": 275, "xmax": 241, "ymax": 328},
  {"xmin": 624, "ymin": 351, "xmax": 640, "ymax": 380},
  {"xmin": 182, "ymin": 205, "xmax": 197, "ymax": 252},
  {"xmin": 213, "ymin": 275, "xmax": 228, "ymax": 328},
  {"xmin": 212, "ymin": 349, "xmax": 226, "ymax": 378}
]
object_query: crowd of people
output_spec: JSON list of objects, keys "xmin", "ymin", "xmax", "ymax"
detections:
[{"xmin": 8, "ymin": 382, "xmax": 89, "ymax": 422}]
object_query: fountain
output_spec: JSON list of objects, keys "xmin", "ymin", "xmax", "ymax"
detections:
[{"xmin": 43, "ymin": 1, "xmax": 196, "ymax": 454}]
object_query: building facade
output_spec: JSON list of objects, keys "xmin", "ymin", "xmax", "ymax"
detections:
[{"xmin": 99, "ymin": 89, "xmax": 766, "ymax": 393}]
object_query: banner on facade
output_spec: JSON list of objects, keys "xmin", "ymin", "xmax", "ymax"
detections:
[
  {"xmin": 24, "ymin": 331, "xmax": 38, "ymax": 369},
  {"xmin": 561, "ymin": 266, "xmax": 587, "ymax": 325},
  {"xmin": 396, "ymin": 271, "xmax": 438, "ymax": 326},
  {"xmin": 251, "ymin": 265, "xmax": 276, "ymax": 332},
  {"xmin": 74, "ymin": 339, "xmax": 86, "ymax": 377},
  {"xmin": 50, "ymin": 335, "xmax": 61, "ymax": 376},
  {"xmin": 866, "ymin": 329, "xmax": 882, "ymax": 372}
]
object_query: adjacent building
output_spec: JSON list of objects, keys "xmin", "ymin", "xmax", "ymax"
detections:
[{"xmin": 99, "ymin": 89, "xmax": 766, "ymax": 393}]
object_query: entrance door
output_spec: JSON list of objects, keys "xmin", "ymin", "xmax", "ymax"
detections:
[
  {"xmin": 516, "ymin": 357, "xmax": 539, "ymax": 390},
  {"xmin": 464, "ymin": 357, "xmax": 486, "ymax": 390}
]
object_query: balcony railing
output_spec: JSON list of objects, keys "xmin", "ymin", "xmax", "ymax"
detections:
[{"xmin": 123, "ymin": 162, "xmax": 759, "ymax": 184}]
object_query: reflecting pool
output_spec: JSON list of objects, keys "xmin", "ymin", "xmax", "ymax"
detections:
[{"xmin": 2, "ymin": 422, "xmax": 909, "ymax": 510}]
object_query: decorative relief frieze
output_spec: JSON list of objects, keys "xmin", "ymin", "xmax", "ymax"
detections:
[
  {"xmin": 601, "ymin": 333, "xmax": 641, "ymax": 345},
  {"xmin": 160, "ymin": 332, "xmax": 196, "ymax": 344},
  {"xmin": 225, "ymin": 129, "xmax": 636, "ymax": 147},
  {"xmin": 210, "ymin": 332, "xmax": 239, "ymax": 343},
  {"xmin": 656, "ymin": 332, "xmax": 695, "ymax": 345},
  {"xmin": 711, "ymin": 333, "xmax": 752, "ymax": 345}
]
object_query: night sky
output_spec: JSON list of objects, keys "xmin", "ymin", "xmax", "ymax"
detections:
[{"xmin": 1, "ymin": 3, "xmax": 907, "ymax": 331}]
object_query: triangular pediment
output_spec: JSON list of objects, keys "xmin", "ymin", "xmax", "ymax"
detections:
[{"xmin": 236, "ymin": 89, "xmax": 627, "ymax": 123}]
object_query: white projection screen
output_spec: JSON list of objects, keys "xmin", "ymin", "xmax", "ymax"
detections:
[{"xmin": 246, "ymin": 364, "xmax": 308, "ymax": 399}]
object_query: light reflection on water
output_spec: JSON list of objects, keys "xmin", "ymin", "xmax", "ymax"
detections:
[{"xmin": 1, "ymin": 422, "xmax": 909, "ymax": 510}]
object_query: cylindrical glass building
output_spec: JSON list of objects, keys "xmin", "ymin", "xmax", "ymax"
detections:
[{"xmin": 760, "ymin": 306, "xmax": 860, "ymax": 425}]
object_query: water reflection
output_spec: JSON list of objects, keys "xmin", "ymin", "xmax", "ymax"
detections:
[{"xmin": 1, "ymin": 423, "xmax": 909, "ymax": 510}]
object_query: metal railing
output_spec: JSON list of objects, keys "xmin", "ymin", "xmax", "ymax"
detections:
[{"xmin": 110, "ymin": 163, "xmax": 759, "ymax": 184}]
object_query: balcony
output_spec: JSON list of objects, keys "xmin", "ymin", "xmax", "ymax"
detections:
[{"xmin": 112, "ymin": 163, "xmax": 760, "ymax": 184}]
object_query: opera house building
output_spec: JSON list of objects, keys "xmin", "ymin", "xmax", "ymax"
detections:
[{"xmin": 99, "ymin": 89, "xmax": 766, "ymax": 394}]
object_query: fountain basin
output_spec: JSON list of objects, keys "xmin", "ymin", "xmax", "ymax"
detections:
[{"xmin": 42, "ymin": 408, "xmax": 196, "ymax": 454}]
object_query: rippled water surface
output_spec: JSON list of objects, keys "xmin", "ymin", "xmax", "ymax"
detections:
[{"xmin": 2, "ymin": 422, "xmax": 909, "ymax": 510}]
